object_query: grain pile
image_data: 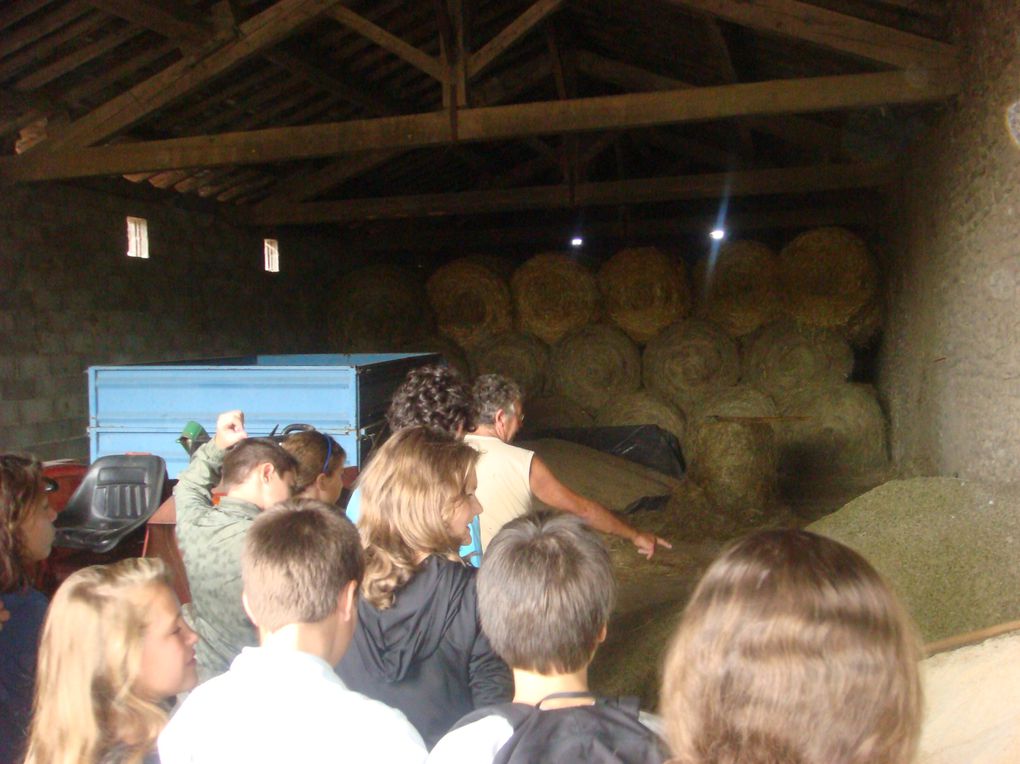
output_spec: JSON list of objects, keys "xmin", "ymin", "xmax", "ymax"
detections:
[
  {"xmin": 426, "ymin": 258, "xmax": 512, "ymax": 349},
  {"xmin": 809, "ymin": 477, "xmax": 1020, "ymax": 642},
  {"xmin": 469, "ymin": 331, "xmax": 549, "ymax": 397},
  {"xmin": 643, "ymin": 319, "xmax": 740, "ymax": 409},
  {"xmin": 693, "ymin": 240, "xmax": 781, "ymax": 337},
  {"xmin": 511, "ymin": 253, "xmax": 601, "ymax": 344},
  {"xmin": 330, "ymin": 264, "xmax": 431, "ymax": 351},
  {"xmin": 550, "ymin": 324, "xmax": 642, "ymax": 413},
  {"xmin": 598, "ymin": 246, "xmax": 692, "ymax": 344}
]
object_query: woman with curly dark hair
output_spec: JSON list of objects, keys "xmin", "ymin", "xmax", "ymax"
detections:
[{"xmin": 1, "ymin": 453, "xmax": 58, "ymax": 763}]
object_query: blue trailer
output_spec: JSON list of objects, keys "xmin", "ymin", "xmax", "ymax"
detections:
[{"xmin": 87, "ymin": 353, "xmax": 440, "ymax": 477}]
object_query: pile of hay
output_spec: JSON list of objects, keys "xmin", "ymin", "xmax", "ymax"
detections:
[
  {"xmin": 689, "ymin": 384, "xmax": 779, "ymax": 424},
  {"xmin": 595, "ymin": 390, "xmax": 686, "ymax": 445},
  {"xmin": 395, "ymin": 334, "xmax": 470, "ymax": 379},
  {"xmin": 741, "ymin": 319, "xmax": 854, "ymax": 397},
  {"xmin": 779, "ymin": 227, "xmax": 878, "ymax": 330},
  {"xmin": 642, "ymin": 319, "xmax": 740, "ymax": 409},
  {"xmin": 776, "ymin": 383, "xmax": 887, "ymax": 475},
  {"xmin": 469, "ymin": 331, "xmax": 549, "ymax": 397},
  {"xmin": 426, "ymin": 258, "xmax": 512, "ymax": 349},
  {"xmin": 520, "ymin": 394, "xmax": 594, "ymax": 434},
  {"xmin": 693, "ymin": 239, "xmax": 781, "ymax": 337},
  {"xmin": 550, "ymin": 324, "xmax": 642, "ymax": 413},
  {"xmin": 686, "ymin": 419, "xmax": 779, "ymax": 523},
  {"xmin": 330, "ymin": 265, "xmax": 432, "ymax": 351},
  {"xmin": 843, "ymin": 296, "xmax": 885, "ymax": 348},
  {"xmin": 597, "ymin": 246, "xmax": 692, "ymax": 344},
  {"xmin": 809, "ymin": 477, "xmax": 1020, "ymax": 642},
  {"xmin": 511, "ymin": 253, "xmax": 601, "ymax": 345}
]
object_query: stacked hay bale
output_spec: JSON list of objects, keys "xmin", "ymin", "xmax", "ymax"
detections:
[
  {"xmin": 693, "ymin": 239, "xmax": 781, "ymax": 338},
  {"xmin": 598, "ymin": 246, "xmax": 692, "ymax": 343},
  {"xmin": 550, "ymin": 323, "xmax": 642, "ymax": 413},
  {"xmin": 511, "ymin": 253, "xmax": 601, "ymax": 344},
  {"xmin": 469, "ymin": 331, "xmax": 549, "ymax": 398},
  {"xmin": 426, "ymin": 258, "xmax": 512, "ymax": 350},
  {"xmin": 329, "ymin": 264, "xmax": 432, "ymax": 352}
]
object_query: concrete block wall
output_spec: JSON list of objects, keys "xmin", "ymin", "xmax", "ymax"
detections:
[
  {"xmin": 0, "ymin": 182, "xmax": 332, "ymax": 461},
  {"xmin": 879, "ymin": 0, "xmax": 1020, "ymax": 481}
]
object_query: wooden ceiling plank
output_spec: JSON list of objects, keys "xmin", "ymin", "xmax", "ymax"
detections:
[
  {"xmin": 62, "ymin": 40, "xmax": 178, "ymax": 107},
  {"xmin": 1, "ymin": 68, "xmax": 957, "ymax": 182},
  {"xmin": 0, "ymin": 10, "xmax": 106, "ymax": 81},
  {"xmin": 467, "ymin": 0, "xmax": 563, "ymax": 80},
  {"xmin": 665, "ymin": 0, "xmax": 955, "ymax": 69},
  {"xmin": 36, "ymin": 0, "xmax": 345, "ymax": 152},
  {"xmin": 83, "ymin": 0, "xmax": 213, "ymax": 44},
  {"xmin": 14, "ymin": 25, "xmax": 144, "ymax": 91},
  {"xmin": 249, "ymin": 161, "xmax": 896, "ymax": 224},
  {"xmin": 262, "ymin": 48, "xmax": 402, "ymax": 115},
  {"xmin": 700, "ymin": 17, "xmax": 754, "ymax": 156},
  {"xmin": 325, "ymin": 3, "xmax": 444, "ymax": 81},
  {"xmin": 0, "ymin": 0, "xmax": 58, "ymax": 32},
  {"xmin": 0, "ymin": 1, "xmax": 92, "ymax": 59}
]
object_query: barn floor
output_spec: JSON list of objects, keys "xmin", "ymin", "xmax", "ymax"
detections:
[{"xmin": 590, "ymin": 469, "xmax": 892, "ymax": 706}]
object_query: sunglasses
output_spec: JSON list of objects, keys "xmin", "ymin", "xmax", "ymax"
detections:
[{"xmin": 320, "ymin": 431, "xmax": 336, "ymax": 475}]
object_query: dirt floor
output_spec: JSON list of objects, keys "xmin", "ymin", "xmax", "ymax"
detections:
[{"xmin": 589, "ymin": 469, "xmax": 891, "ymax": 708}]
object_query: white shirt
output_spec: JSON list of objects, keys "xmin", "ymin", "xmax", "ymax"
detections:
[
  {"xmin": 159, "ymin": 646, "xmax": 427, "ymax": 764},
  {"xmin": 464, "ymin": 434, "xmax": 534, "ymax": 548}
]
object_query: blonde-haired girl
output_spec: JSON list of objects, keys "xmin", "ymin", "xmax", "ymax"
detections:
[
  {"xmin": 337, "ymin": 426, "xmax": 512, "ymax": 749},
  {"xmin": 24, "ymin": 557, "xmax": 198, "ymax": 764},
  {"xmin": 660, "ymin": 529, "xmax": 923, "ymax": 764}
]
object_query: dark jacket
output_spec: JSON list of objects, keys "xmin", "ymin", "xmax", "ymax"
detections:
[
  {"xmin": 337, "ymin": 555, "xmax": 513, "ymax": 749},
  {"xmin": 0, "ymin": 586, "xmax": 48, "ymax": 764}
]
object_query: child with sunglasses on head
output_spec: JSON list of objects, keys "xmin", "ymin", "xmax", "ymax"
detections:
[
  {"xmin": 1, "ymin": 453, "xmax": 58, "ymax": 764},
  {"xmin": 281, "ymin": 430, "xmax": 346, "ymax": 506}
]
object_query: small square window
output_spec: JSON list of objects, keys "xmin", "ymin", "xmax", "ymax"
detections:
[
  {"xmin": 126, "ymin": 217, "xmax": 149, "ymax": 259},
  {"xmin": 264, "ymin": 239, "xmax": 280, "ymax": 272}
]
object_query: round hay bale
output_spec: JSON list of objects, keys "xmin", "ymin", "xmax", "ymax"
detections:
[
  {"xmin": 843, "ymin": 296, "xmax": 885, "ymax": 348},
  {"xmin": 686, "ymin": 418, "xmax": 779, "ymax": 523},
  {"xmin": 550, "ymin": 324, "xmax": 641, "ymax": 413},
  {"xmin": 465, "ymin": 253, "xmax": 517, "ymax": 281},
  {"xmin": 520, "ymin": 395, "xmax": 594, "ymax": 434},
  {"xmin": 426, "ymin": 258, "xmax": 512, "ymax": 349},
  {"xmin": 779, "ymin": 227, "xmax": 878, "ymax": 329},
  {"xmin": 511, "ymin": 253, "xmax": 601, "ymax": 345},
  {"xmin": 776, "ymin": 383, "xmax": 887, "ymax": 475},
  {"xmin": 690, "ymin": 383, "xmax": 779, "ymax": 423},
  {"xmin": 330, "ymin": 265, "xmax": 431, "ymax": 351},
  {"xmin": 741, "ymin": 319, "xmax": 854, "ymax": 397},
  {"xmin": 642, "ymin": 319, "xmax": 740, "ymax": 409},
  {"xmin": 395, "ymin": 334, "xmax": 470, "ymax": 379},
  {"xmin": 693, "ymin": 239, "xmax": 781, "ymax": 337},
  {"xmin": 808, "ymin": 477, "xmax": 1020, "ymax": 641},
  {"xmin": 597, "ymin": 246, "xmax": 691, "ymax": 344},
  {"xmin": 469, "ymin": 331, "xmax": 549, "ymax": 398},
  {"xmin": 595, "ymin": 390, "xmax": 686, "ymax": 444}
]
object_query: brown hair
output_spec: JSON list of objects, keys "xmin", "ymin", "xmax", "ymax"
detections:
[
  {"xmin": 24, "ymin": 558, "xmax": 173, "ymax": 764},
  {"xmin": 0, "ymin": 453, "xmax": 46, "ymax": 592},
  {"xmin": 242, "ymin": 499, "xmax": 364, "ymax": 631},
  {"xmin": 221, "ymin": 438, "xmax": 298, "ymax": 489},
  {"xmin": 281, "ymin": 431, "xmax": 346, "ymax": 495},
  {"xmin": 386, "ymin": 364, "xmax": 474, "ymax": 434},
  {"xmin": 478, "ymin": 511, "xmax": 615, "ymax": 674},
  {"xmin": 660, "ymin": 529, "xmax": 923, "ymax": 764},
  {"xmin": 472, "ymin": 373, "xmax": 522, "ymax": 426},
  {"xmin": 356, "ymin": 426, "xmax": 479, "ymax": 609}
]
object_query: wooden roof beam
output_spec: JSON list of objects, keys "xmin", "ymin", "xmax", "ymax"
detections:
[
  {"xmin": 467, "ymin": 0, "xmax": 563, "ymax": 80},
  {"xmin": 249, "ymin": 162, "xmax": 896, "ymax": 224},
  {"xmin": 83, "ymin": 0, "xmax": 214, "ymax": 45},
  {"xmin": 325, "ymin": 3, "xmax": 444, "ymax": 81},
  {"xmin": 666, "ymin": 0, "xmax": 956, "ymax": 70},
  {"xmin": 34, "ymin": 0, "xmax": 345, "ymax": 152},
  {"xmin": 1, "ymin": 69, "xmax": 957, "ymax": 182}
]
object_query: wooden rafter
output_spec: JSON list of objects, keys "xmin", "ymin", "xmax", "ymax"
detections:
[
  {"xmin": 467, "ymin": 0, "xmax": 563, "ymax": 80},
  {"xmin": 262, "ymin": 48, "xmax": 403, "ymax": 115},
  {"xmin": 14, "ymin": 25, "xmax": 144, "ymax": 92},
  {"xmin": 1, "ymin": 69, "xmax": 956, "ymax": 182},
  {"xmin": 83, "ymin": 0, "xmax": 213, "ymax": 44},
  {"xmin": 666, "ymin": 0, "xmax": 956, "ymax": 69},
  {"xmin": 250, "ymin": 162, "xmax": 897, "ymax": 223},
  {"xmin": 34, "ymin": 0, "xmax": 344, "ymax": 152},
  {"xmin": 325, "ymin": 3, "xmax": 444, "ymax": 81}
]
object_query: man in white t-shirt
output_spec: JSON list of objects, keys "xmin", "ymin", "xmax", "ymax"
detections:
[
  {"xmin": 465, "ymin": 374, "xmax": 669, "ymax": 557},
  {"xmin": 159, "ymin": 501, "xmax": 426, "ymax": 764}
]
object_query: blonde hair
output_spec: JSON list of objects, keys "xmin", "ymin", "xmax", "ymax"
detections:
[
  {"xmin": 356, "ymin": 426, "xmax": 479, "ymax": 609},
  {"xmin": 24, "ymin": 558, "xmax": 173, "ymax": 764},
  {"xmin": 661, "ymin": 529, "xmax": 923, "ymax": 764}
]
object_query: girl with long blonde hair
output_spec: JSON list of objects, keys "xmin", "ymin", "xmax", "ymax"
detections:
[
  {"xmin": 24, "ymin": 557, "xmax": 198, "ymax": 764},
  {"xmin": 660, "ymin": 529, "xmax": 923, "ymax": 764},
  {"xmin": 337, "ymin": 426, "xmax": 512, "ymax": 749}
]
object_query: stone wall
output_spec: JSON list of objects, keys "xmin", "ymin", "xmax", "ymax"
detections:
[
  {"xmin": 879, "ymin": 0, "xmax": 1020, "ymax": 480},
  {"xmin": 0, "ymin": 182, "xmax": 334, "ymax": 460}
]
